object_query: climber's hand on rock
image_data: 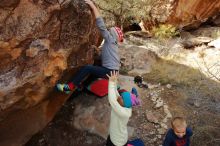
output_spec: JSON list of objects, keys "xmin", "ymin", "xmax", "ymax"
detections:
[{"xmin": 84, "ymin": 0, "xmax": 95, "ymax": 7}]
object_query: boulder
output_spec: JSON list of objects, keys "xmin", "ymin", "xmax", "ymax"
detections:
[
  {"xmin": 119, "ymin": 44, "xmax": 158, "ymax": 75},
  {"xmin": 144, "ymin": 0, "xmax": 220, "ymax": 30},
  {"xmin": 208, "ymin": 38, "xmax": 220, "ymax": 49},
  {"xmin": 73, "ymin": 96, "xmax": 110, "ymax": 139},
  {"xmin": 72, "ymin": 75, "xmax": 140, "ymax": 139},
  {"xmin": 0, "ymin": 0, "xmax": 101, "ymax": 145}
]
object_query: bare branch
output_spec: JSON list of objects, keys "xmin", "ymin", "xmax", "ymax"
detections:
[{"xmin": 202, "ymin": 58, "xmax": 220, "ymax": 81}]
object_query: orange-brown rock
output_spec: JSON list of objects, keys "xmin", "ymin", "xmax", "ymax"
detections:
[
  {"xmin": 168, "ymin": 0, "xmax": 220, "ymax": 28},
  {"xmin": 0, "ymin": 0, "xmax": 101, "ymax": 145},
  {"xmin": 144, "ymin": 0, "xmax": 220, "ymax": 30}
]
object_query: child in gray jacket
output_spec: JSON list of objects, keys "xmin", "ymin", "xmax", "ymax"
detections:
[{"xmin": 57, "ymin": 0, "xmax": 123, "ymax": 93}]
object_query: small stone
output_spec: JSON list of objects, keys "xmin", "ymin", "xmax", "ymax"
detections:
[
  {"xmin": 146, "ymin": 111, "xmax": 159, "ymax": 124},
  {"xmin": 162, "ymin": 117, "xmax": 168, "ymax": 123},
  {"xmin": 86, "ymin": 137, "xmax": 92, "ymax": 144},
  {"xmin": 150, "ymin": 131, "xmax": 156, "ymax": 135},
  {"xmin": 193, "ymin": 111, "xmax": 198, "ymax": 115},
  {"xmin": 152, "ymin": 137, "xmax": 157, "ymax": 142},
  {"xmin": 166, "ymin": 84, "xmax": 172, "ymax": 89},
  {"xmin": 157, "ymin": 128, "xmax": 166, "ymax": 135},
  {"xmin": 157, "ymin": 135, "xmax": 162, "ymax": 139},
  {"xmin": 155, "ymin": 125, "xmax": 159, "ymax": 128},
  {"xmin": 148, "ymin": 84, "xmax": 159, "ymax": 89},
  {"xmin": 163, "ymin": 105, "xmax": 172, "ymax": 118},
  {"xmin": 160, "ymin": 123, "xmax": 168, "ymax": 129},
  {"xmin": 151, "ymin": 96, "xmax": 158, "ymax": 102},
  {"xmin": 39, "ymin": 138, "xmax": 44, "ymax": 143},
  {"xmin": 155, "ymin": 98, "xmax": 164, "ymax": 108},
  {"xmin": 194, "ymin": 100, "xmax": 201, "ymax": 108}
]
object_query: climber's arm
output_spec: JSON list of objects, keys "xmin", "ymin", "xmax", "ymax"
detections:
[{"xmin": 84, "ymin": 0, "xmax": 100, "ymax": 18}]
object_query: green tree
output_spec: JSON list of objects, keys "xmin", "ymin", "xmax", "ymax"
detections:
[{"xmin": 94, "ymin": 0, "xmax": 154, "ymax": 29}]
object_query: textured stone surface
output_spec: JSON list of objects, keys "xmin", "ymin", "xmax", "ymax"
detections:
[
  {"xmin": 144, "ymin": 0, "xmax": 220, "ymax": 30},
  {"xmin": 25, "ymin": 31, "xmax": 220, "ymax": 146},
  {"xmin": 72, "ymin": 75, "xmax": 141, "ymax": 140},
  {"xmin": 0, "ymin": 0, "xmax": 101, "ymax": 145},
  {"xmin": 119, "ymin": 43, "xmax": 158, "ymax": 75},
  {"xmin": 168, "ymin": 0, "xmax": 220, "ymax": 28},
  {"xmin": 73, "ymin": 96, "xmax": 111, "ymax": 139}
]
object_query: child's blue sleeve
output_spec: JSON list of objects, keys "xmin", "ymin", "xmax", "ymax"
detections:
[
  {"xmin": 163, "ymin": 130, "xmax": 172, "ymax": 146},
  {"xmin": 187, "ymin": 127, "xmax": 193, "ymax": 137}
]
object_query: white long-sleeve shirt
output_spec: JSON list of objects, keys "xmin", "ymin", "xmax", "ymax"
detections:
[{"xmin": 108, "ymin": 81, "xmax": 132, "ymax": 146}]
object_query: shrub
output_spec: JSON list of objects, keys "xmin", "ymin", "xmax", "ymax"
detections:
[
  {"xmin": 211, "ymin": 30, "xmax": 220, "ymax": 39},
  {"xmin": 152, "ymin": 24, "xmax": 179, "ymax": 39}
]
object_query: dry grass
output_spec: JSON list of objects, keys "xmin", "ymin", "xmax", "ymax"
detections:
[
  {"xmin": 143, "ymin": 58, "xmax": 202, "ymax": 85},
  {"xmin": 143, "ymin": 58, "xmax": 220, "ymax": 97}
]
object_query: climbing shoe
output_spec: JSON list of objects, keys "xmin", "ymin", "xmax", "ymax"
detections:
[{"xmin": 56, "ymin": 83, "xmax": 71, "ymax": 94}]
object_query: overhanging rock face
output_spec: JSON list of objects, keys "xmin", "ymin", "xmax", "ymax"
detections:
[
  {"xmin": 168, "ymin": 0, "xmax": 220, "ymax": 28},
  {"xmin": 0, "ymin": 0, "xmax": 100, "ymax": 145},
  {"xmin": 144, "ymin": 0, "xmax": 220, "ymax": 30}
]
